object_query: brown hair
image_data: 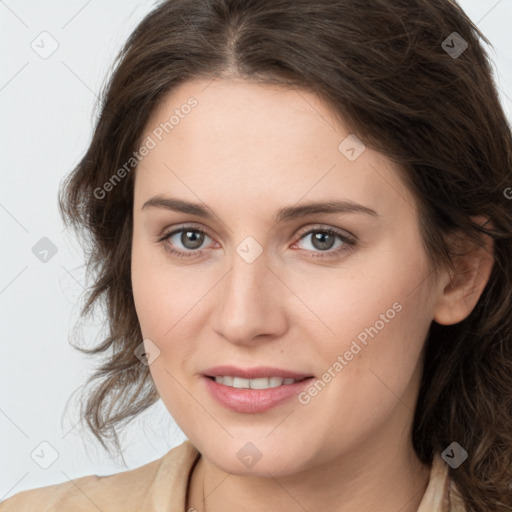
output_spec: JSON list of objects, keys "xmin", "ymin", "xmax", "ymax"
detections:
[{"xmin": 59, "ymin": 0, "xmax": 512, "ymax": 509}]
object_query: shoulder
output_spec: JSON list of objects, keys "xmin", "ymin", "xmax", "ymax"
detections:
[{"xmin": 0, "ymin": 440, "xmax": 200, "ymax": 512}]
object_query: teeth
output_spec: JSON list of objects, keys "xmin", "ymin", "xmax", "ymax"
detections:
[
  {"xmin": 213, "ymin": 376, "xmax": 300, "ymax": 389},
  {"xmin": 233, "ymin": 377, "xmax": 250, "ymax": 388},
  {"xmin": 222, "ymin": 376, "xmax": 233, "ymax": 386}
]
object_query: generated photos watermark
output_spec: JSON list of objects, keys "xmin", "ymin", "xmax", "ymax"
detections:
[
  {"xmin": 93, "ymin": 97, "xmax": 198, "ymax": 200},
  {"xmin": 298, "ymin": 301, "xmax": 403, "ymax": 405}
]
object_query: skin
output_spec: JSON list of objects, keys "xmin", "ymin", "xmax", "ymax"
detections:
[{"xmin": 130, "ymin": 78, "xmax": 494, "ymax": 512}]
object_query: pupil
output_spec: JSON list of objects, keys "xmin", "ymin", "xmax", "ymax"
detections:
[
  {"xmin": 313, "ymin": 232, "xmax": 334, "ymax": 250},
  {"xmin": 183, "ymin": 230, "xmax": 203, "ymax": 249}
]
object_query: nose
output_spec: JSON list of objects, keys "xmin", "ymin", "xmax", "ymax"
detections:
[{"xmin": 211, "ymin": 247, "xmax": 289, "ymax": 346}]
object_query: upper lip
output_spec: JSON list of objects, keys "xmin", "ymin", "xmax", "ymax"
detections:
[{"xmin": 203, "ymin": 365, "xmax": 313, "ymax": 380}]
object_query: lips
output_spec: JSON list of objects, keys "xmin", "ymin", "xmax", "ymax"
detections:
[
  {"xmin": 202, "ymin": 365, "xmax": 313, "ymax": 380},
  {"xmin": 203, "ymin": 375, "xmax": 314, "ymax": 413},
  {"xmin": 201, "ymin": 365, "xmax": 315, "ymax": 413}
]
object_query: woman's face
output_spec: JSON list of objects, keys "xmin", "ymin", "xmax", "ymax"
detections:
[{"xmin": 131, "ymin": 78, "xmax": 443, "ymax": 476}]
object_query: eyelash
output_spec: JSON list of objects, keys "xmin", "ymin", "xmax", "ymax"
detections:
[{"xmin": 157, "ymin": 224, "xmax": 356, "ymax": 260}]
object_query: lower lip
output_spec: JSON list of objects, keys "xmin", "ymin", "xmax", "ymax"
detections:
[{"xmin": 202, "ymin": 376, "xmax": 314, "ymax": 413}]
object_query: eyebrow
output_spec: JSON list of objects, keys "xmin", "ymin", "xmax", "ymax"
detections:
[{"xmin": 141, "ymin": 196, "xmax": 379, "ymax": 223}]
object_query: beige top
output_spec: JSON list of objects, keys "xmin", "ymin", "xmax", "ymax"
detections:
[{"xmin": 0, "ymin": 440, "xmax": 467, "ymax": 511}]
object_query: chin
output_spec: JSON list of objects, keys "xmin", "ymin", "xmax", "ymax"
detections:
[{"xmin": 194, "ymin": 436, "xmax": 315, "ymax": 477}]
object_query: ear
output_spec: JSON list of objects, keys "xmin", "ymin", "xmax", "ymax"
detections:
[{"xmin": 433, "ymin": 216, "xmax": 495, "ymax": 326}]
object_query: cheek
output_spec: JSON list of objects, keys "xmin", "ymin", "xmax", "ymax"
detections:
[
  {"xmin": 290, "ymin": 261, "xmax": 432, "ymax": 451},
  {"xmin": 131, "ymin": 230, "xmax": 183, "ymax": 336},
  {"xmin": 295, "ymin": 238, "xmax": 429, "ymax": 337},
  {"xmin": 131, "ymin": 229, "xmax": 173, "ymax": 340},
  {"xmin": 131, "ymin": 239, "xmax": 160, "ymax": 336},
  {"xmin": 296, "ymin": 236, "xmax": 433, "ymax": 389},
  {"xmin": 131, "ymin": 234, "xmax": 205, "ymax": 379},
  {"xmin": 131, "ymin": 240, "xmax": 200, "ymax": 426}
]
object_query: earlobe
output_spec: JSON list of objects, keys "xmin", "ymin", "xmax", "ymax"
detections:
[{"xmin": 433, "ymin": 218, "xmax": 495, "ymax": 326}]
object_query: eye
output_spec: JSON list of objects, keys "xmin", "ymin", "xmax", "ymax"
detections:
[
  {"xmin": 292, "ymin": 226, "xmax": 355, "ymax": 258},
  {"xmin": 158, "ymin": 225, "xmax": 213, "ymax": 258}
]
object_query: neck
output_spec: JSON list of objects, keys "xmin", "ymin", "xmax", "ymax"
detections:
[{"xmin": 186, "ymin": 434, "xmax": 431, "ymax": 512}]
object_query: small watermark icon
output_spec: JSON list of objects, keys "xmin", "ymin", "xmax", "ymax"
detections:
[
  {"xmin": 32, "ymin": 237, "xmax": 58, "ymax": 263},
  {"xmin": 504, "ymin": 187, "xmax": 512, "ymax": 200},
  {"xmin": 30, "ymin": 31, "xmax": 59, "ymax": 59},
  {"xmin": 441, "ymin": 442, "xmax": 468, "ymax": 469},
  {"xmin": 30, "ymin": 441, "xmax": 59, "ymax": 469},
  {"xmin": 237, "ymin": 442, "xmax": 263, "ymax": 468},
  {"xmin": 339, "ymin": 134, "xmax": 366, "ymax": 161},
  {"xmin": 236, "ymin": 236, "xmax": 263, "ymax": 263},
  {"xmin": 442, "ymin": 32, "xmax": 468, "ymax": 59},
  {"xmin": 134, "ymin": 338, "xmax": 161, "ymax": 366}
]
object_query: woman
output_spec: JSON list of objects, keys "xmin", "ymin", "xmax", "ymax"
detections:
[{"xmin": 2, "ymin": 0, "xmax": 511, "ymax": 511}]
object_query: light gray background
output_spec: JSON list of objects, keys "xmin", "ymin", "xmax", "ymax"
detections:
[{"xmin": 1, "ymin": 0, "xmax": 511, "ymax": 500}]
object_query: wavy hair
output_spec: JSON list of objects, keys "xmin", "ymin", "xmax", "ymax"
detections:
[{"xmin": 59, "ymin": 0, "xmax": 512, "ymax": 509}]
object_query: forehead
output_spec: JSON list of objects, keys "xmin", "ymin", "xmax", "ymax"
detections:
[{"xmin": 134, "ymin": 78, "xmax": 416, "ymax": 221}]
